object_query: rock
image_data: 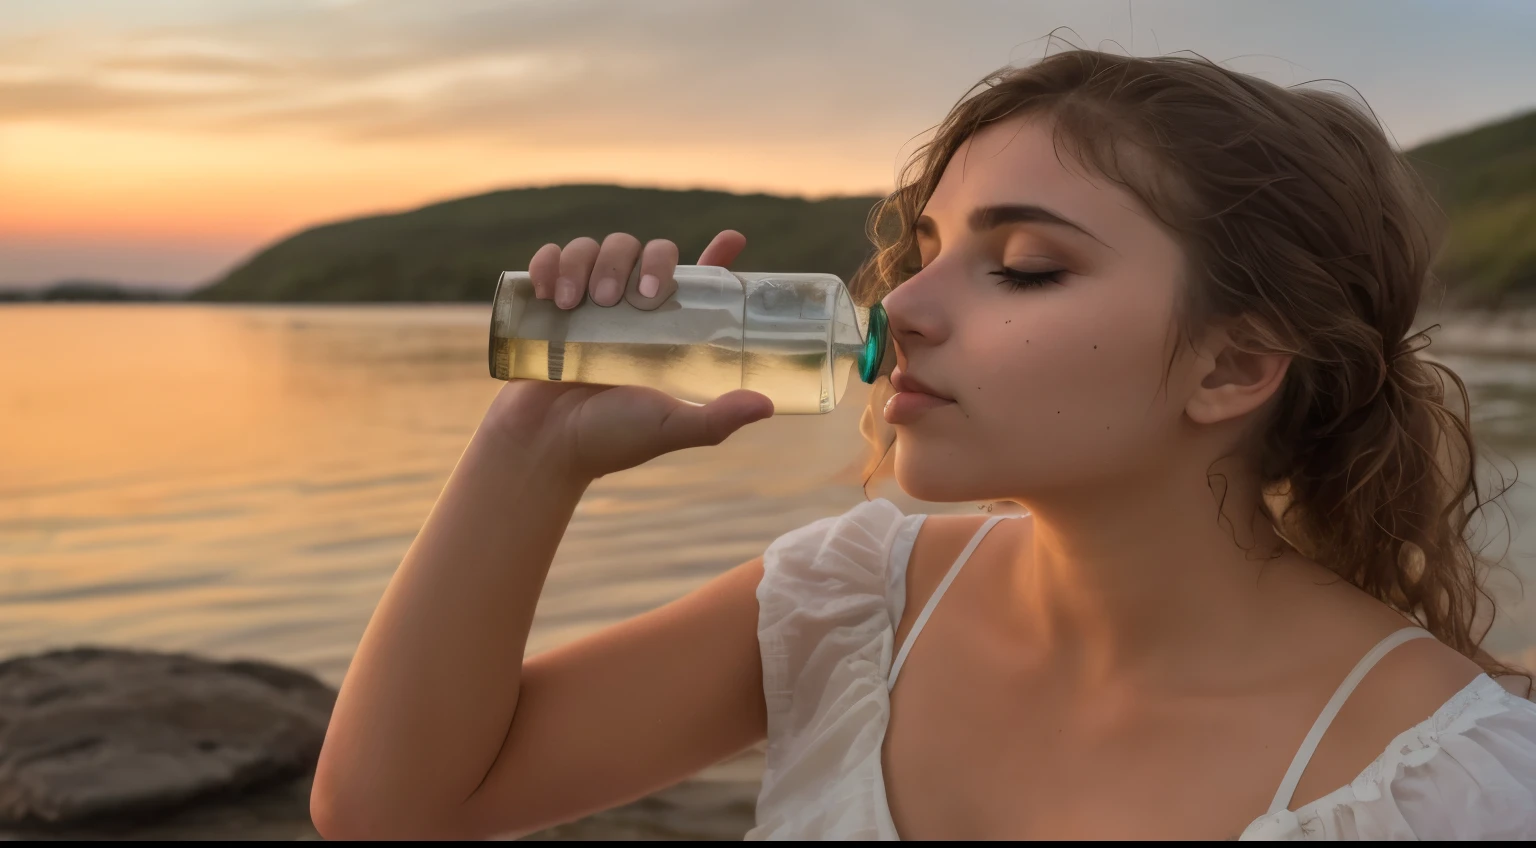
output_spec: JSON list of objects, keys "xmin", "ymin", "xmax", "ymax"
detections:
[
  {"xmin": 0, "ymin": 772, "xmax": 756, "ymax": 842},
  {"xmin": 0, "ymin": 647, "xmax": 335, "ymax": 829},
  {"xmin": 0, "ymin": 646, "xmax": 760, "ymax": 840}
]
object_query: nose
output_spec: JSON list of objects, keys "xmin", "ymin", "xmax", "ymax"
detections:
[{"xmin": 880, "ymin": 270, "xmax": 950, "ymax": 359}]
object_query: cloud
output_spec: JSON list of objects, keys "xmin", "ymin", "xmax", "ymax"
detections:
[
  {"xmin": 2, "ymin": 0, "xmax": 1534, "ymax": 149},
  {"xmin": 100, "ymin": 51, "xmax": 285, "ymax": 79},
  {"xmin": 0, "ymin": 0, "xmax": 973, "ymax": 146},
  {"xmin": 0, "ymin": 77, "xmax": 195, "ymax": 118}
]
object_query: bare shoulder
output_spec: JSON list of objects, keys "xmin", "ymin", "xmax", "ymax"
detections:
[
  {"xmin": 895, "ymin": 512, "xmax": 1028, "ymax": 647},
  {"xmin": 909, "ymin": 512, "xmax": 990, "ymax": 564},
  {"xmin": 904, "ymin": 512, "xmax": 1018, "ymax": 592},
  {"xmin": 1285, "ymin": 576, "xmax": 1486, "ymax": 807},
  {"xmin": 1314, "ymin": 573, "xmax": 1483, "ymax": 710},
  {"xmin": 1353, "ymin": 627, "xmax": 1485, "ymax": 716}
]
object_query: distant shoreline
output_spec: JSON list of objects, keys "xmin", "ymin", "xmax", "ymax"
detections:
[{"xmin": 0, "ymin": 281, "xmax": 187, "ymax": 302}]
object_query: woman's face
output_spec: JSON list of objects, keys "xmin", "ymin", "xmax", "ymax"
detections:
[{"xmin": 882, "ymin": 115, "xmax": 1205, "ymax": 504}]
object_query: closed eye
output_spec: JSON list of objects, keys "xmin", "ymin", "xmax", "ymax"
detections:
[
  {"xmin": 895, "ymin": 263, "xmax": 1067, "ymax": 290},
  {"xmin": 992, "ymin": 267, "xmax": 1065, "ymax": 290}
]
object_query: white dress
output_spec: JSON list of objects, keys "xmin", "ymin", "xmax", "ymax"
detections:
[{"xmin": 747, "ymin": 498, "xmax": 1536, "ymax": 840}]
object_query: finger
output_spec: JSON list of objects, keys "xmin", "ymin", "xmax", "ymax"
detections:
[
  {"xmin": 697, "ymin": 229, "xmax": 747, "ymax": 268},
  {"xmin": 626, "ymin": 238, "xmax": 679, "ymax": 311},
  {"xmin": 657, "ymin": 390, "xmax": 774, "ymax": 452},
  {"xmin": 556, "ymin": 237, "xmax": 600, "ymax": 309},
  {"xmin": 528, "ymin": 243, "xmax": 561, "ymax": 299},
  {"xmin": 590, "ymin": 233, "xmax": 642, "ymax": 307}
]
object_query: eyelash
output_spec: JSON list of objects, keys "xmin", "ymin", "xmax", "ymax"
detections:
[
  {"xmin": 897, "ymin": 264, "xmax": 1066, "ymax": 290},
  {"xmin": 991, "ymin": 267, "xmax": 1065, "ymax": 290}
]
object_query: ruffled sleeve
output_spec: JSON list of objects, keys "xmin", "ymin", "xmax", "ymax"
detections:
[
  {"xmin": 1241, "ymin": 674, "xmax": 1536, "ymax": 840},
  {"xmin": 748, "ymin": 498, "xmax": 909, "ymax": 841}
]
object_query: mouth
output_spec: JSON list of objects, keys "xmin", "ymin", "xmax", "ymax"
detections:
[
  {"xmin": 885, "ymin": 367, "xmax": 957, "ymax": 425},
  {"xmin": 889, "ymin": 367, "xmax": 955, "ymax": 402}
]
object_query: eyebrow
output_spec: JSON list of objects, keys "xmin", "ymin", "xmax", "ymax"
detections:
[{"xmin": 914, "ymin": 203, "xmax": 1105, "ymax": 246}]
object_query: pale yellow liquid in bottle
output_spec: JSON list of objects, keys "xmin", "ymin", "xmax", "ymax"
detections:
[
  {"xmin": 488, "ymin": 269, "xmax": 866, "ymax": 414},
  {"xmin": 490, "ymin": 337, "xmax": 739, "ymax": 403}
]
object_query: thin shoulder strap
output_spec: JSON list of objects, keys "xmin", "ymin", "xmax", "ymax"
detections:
[
  {"xmin": 887, "ymin": 515, "xmax": 1013, "ymax": 690},
  {"xmin": 1265, "ymin": 626, "xmax": 1436, "ymax": 815}
]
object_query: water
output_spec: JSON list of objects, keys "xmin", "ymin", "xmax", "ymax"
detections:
[
  {"xmin": 495, "ymin": 337, "xmax": 744, "ymax": 403},
  {"xmin": 0, "ymin": 304, "xmax": 948, "ymax": 688},
  {"xmin": 1, "ymin": 305, "xmax": 1532, "ymax": 691},
  {"xmin": 489, "ymin": 268, "xmax": 873, "ymax": 414}
]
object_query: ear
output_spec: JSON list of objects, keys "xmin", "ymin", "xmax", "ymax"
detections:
[{"xmin": 1185, "ymin": 326, "xmax": 1291, "ymax": 425}]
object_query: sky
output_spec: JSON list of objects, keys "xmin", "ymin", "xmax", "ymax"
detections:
[{"xmin": 2, "ymin": 0, "xmax": 1535, "ymax": 290}]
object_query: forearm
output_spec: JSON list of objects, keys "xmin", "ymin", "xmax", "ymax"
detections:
[{"xmin": 313, "ymin": 395, "xmax": 591, "ymax": 832}]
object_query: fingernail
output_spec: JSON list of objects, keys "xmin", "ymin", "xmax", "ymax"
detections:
[
  {"xmin": 594, "ymin": 276, "xmax": 620, "ymax": 305},
  {"xmin": 639, "ymin": 274, "xmax": 660, "ymax": 298},
  {"xmin": 556, "ymin": 277, "xmax": 576, "ymax": 307}
]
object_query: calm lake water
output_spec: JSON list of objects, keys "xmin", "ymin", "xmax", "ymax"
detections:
[{"xmin": 2, "ymin": 304, "xmax": 1533, "ymax": 688}]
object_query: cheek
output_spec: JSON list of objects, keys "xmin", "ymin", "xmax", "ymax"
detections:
[{"xmin": 964, "ymin": 283, "xmax": 1186, "ymax": 484}]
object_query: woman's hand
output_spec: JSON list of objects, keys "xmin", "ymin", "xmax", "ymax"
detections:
[
  {"xmin": 489, "ymin": 230, "xmax": 773, "ymax": 480},
  {"xmin": 531, "ymin": 230, "xmax": 744, "ymax": 310}
]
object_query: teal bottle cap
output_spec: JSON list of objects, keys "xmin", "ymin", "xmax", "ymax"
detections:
[{"xmin": 859, "ymin": 301, "xmax": 889, "ymax": 384}]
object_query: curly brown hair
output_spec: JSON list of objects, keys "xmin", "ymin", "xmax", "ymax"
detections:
[{"xmin": 847, "ymin": 48, "xmax": 1528, "ymax": 687}]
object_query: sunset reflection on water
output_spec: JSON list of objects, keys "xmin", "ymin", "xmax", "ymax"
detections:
[
  {"xmin": 2, "ymin": 305, "xmax": 1532, "ymax": 687},
  {"xmin": 0, "ymin": 305, "xmax": 939, "ymax": 684}
]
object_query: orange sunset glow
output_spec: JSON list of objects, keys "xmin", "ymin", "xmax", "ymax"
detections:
[
  {"xmin": 4, "ymin": 0, "xmax": 1535, "ymax": 289},
  {"xmin": 5, "ymin": 121, "xmax": 890, "ymax": 239}
]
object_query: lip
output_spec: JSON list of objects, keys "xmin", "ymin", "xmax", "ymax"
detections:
[
  {"xmin": 889, "ymin": 367, "xmax": 955, "ymax": 401},
  {"xmin": 885, "ymin": 366, "xmax": 956, "ymax": 426},
  {"xmin": 884, "ymin": 390, "xmax": 953, "ymax": 425}
]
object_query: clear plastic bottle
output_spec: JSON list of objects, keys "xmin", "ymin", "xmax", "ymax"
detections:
[{"xmin": 488, "ymin": 265, "xmax": 892, "ymax": 414}]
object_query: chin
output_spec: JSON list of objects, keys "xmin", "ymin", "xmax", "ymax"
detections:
[{"xmin": 892, "ymin": 449, "xmax": 999, "ymax": 504}]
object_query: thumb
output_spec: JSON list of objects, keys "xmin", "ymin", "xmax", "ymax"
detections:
[{"xmin": 658, "ymin": 389, "xmax": 773, "ymax": 450}]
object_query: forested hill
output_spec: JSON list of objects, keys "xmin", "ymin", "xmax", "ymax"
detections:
[
  {"xmin": 192, "ymin": 108, "xmax": 1536, "ymax": 303},
  {"xmin": 192, "ymin": 185, "xmax": 885, "ymax": 302},
  {"xmin": 1407, "ymin": 108, "xmax": 1536, "ymax": 303}
]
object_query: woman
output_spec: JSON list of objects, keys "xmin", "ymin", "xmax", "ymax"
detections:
[{"xmin": 311, "ymin": 49, "xmax": 1536, "ymax": 840}]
